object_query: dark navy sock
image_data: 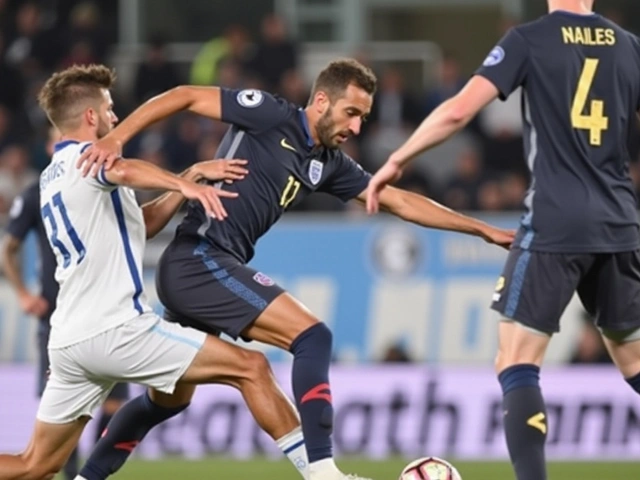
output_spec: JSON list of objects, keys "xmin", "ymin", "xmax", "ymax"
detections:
[
  {"xmin": 290, "ymin": 323, "xmax": 334, "ymax": 463},
  {"xmin": 79, "ymin": 392, "xmax": 188, "ymax": 480},
  {"xmin": 498, "ymin": 364, "xmax": 547, "ymax": 480},
  {"xmin": 94, "ymin": 412, "xmax": 113, "ymax": 443},
  {"xmin": 626, "ymin": 371, "xmax": 640, "ymax": 394}
]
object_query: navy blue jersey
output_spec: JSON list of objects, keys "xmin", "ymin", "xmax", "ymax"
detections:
[
  {"xmin": 6, "ymin": 182, "xmax": 58, "ymax": 306},
  {"xmin": 476, "ymin": 11, "xmax": 640, "ymax": 253},
  {"xmin": 177, "ymin": 88, "xmax": 371, "ymax": 262}
]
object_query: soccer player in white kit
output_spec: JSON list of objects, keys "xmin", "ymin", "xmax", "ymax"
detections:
[{"xmin": 0, "ymin": 64, "xmax": 302, "ymax": 480}]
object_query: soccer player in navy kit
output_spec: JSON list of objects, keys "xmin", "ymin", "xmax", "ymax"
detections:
[
  {"xmin": 367, "ymin": 1, "xmax": 640, "ymax": 479},
  {"xmin": 78, "ymin": 59, "xmax": 514, "ymax": 480}
]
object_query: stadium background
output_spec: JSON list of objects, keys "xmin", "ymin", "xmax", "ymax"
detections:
[{"xmin": 1, "ymin": 0, "xmax": 639, "ymax": 478}]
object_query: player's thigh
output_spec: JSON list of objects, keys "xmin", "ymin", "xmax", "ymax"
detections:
[
  {"xmin": 157, "ymin": 239, "xmax": 287, "ymax": 340},
  {"xmin": 180, "ymin": 334, "xmax": 271, "ymax": 388},
  {"xmin": 20, "ymin": 417, "xmax": 89, "ymax": 477},
  {"xmin": 496, "ymin": 321, "xmax": 552, "ymax": 373},
  {"xmin": 578, "ymin": 250, "xmax": 640, "ymax": 333},
  {"xmin": 242, "ymin": 292, "xmax": 320, "ymax": 349}
]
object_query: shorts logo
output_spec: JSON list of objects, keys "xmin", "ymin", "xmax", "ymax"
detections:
[
  {"xmin": 492, "ymin": 276, "xmax": 505, "ymax": 303},
  {"xmin": 237, "ymin": 89, "xmax": 264, "ymax": 108},
  {"xmin": 483, "ymin": 46, "xmax": 505, "ymax": 67},
  {"xmin": 309, "ymin": 159, "xmax": 323, "ymax": 185},
  {"xmin": 253, "ymin": 272, "xmax": 275, "ymax": 286}
]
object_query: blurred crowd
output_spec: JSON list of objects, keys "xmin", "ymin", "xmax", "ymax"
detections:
[{"xmin": 1, "ymin": 1, "xmax": 640, "ymax": 218}]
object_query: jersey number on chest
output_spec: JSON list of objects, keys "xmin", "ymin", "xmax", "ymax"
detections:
[{"xmin": 280, "ymin": 175, "xmax": 302, "ymax": 209}]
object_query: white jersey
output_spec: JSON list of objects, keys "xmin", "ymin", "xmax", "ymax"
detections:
[{"xmin": 40, "ymin": 140, "xmax": 152, "ymax": 348}]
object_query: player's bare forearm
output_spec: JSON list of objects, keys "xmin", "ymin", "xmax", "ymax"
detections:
[
  {"xmin": 1, "ymin": 236, "xmax": 29, "ymax": 298},
  {"xmin": 389, "ymin": 98, "xmax": 470, "ymax": 168},
  {"xmin": 142, "ymin": 166, "xmax": 200, "ymax": 239},
  {"xmin": 389, "ymin": 76, "xmax": 500, "ymax": 168},
  {"xmin": 108, "ymin": 86, "xmax": 222, "ymax": 146},
  {"xmin": 374, "ymin": 186, "xmax": 491, "ymax": 238},
  {"xmin": 104, "ymin": 158, "xmax": 191, "ymax": 193}
]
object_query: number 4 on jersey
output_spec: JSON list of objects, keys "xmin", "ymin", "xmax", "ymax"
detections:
[
  {"xmin": 571, "ymin": 58, "xmax": 609, "ymax": 146},
  {"xmin": 41, "ymin": 192, "xmax": 86, "ymax": 268}
]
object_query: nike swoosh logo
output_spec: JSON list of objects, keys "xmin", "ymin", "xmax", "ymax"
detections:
[{"xmin": 280, "ymin": 138, "xmax": 297, "ymax": 152}]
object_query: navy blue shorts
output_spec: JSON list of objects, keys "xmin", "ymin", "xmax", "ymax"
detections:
[
  {"xmin": 156, "ymin": 237, "xmax": 285, "ymax": 339},
  {"xmin": 491, "ymin": 247, "xmax": 640, "ymax": 333}
]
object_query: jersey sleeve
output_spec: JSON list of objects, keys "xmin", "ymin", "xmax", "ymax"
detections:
[
  {"xmin": 319, "ymin": 153, "xmax": 372, "ymax": 202},
  {"xmin": 220, "ymin": 88, "xmax": 291, "ymax": 133},
  {"xmin": 6, "ymin": 184, "xmax": 39, "ymax": 240},
  {"xmin": 77, "ymin": 143, "xmax": 118, "ymax": 191},
  {"xmin": 475, "ymin": 27, "xmax": 529, "ymax": 100}
]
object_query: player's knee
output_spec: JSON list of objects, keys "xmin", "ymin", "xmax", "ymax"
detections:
[
  {"xmin": 243, "ymin": 350, "xmax": 271, "ymax": 382},
  {"xmin": 313, "ymin": 322, "xmax": 333, "ymax": 349},
  {"xmin": 291, "ymin": 322, "xmax": 333, "ymax": 355}
]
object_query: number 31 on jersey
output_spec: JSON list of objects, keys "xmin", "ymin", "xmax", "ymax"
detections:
[
  {"xmin": 41, "ymin": 192, "xmax": 86, "ymax": 268},
  {"xmin": 571, "ymin": 58, "xmax": 609, "ymax": 146}
]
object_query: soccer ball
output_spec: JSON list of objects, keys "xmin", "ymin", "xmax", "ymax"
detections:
[{"xmin": 398, "ymin": 456, "xmax": 462, "ymax": 480}]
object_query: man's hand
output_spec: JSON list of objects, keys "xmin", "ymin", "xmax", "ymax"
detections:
[
  {"xmin": 76, "ymin": 136, "xmax": 123, "ymax": 177},
  {"xmin": 366, "ymin": 161, "xmax": 403, "ymax": 214},
  {"xmin": 19, "ymin": 293, "xmax": 49, "ymax": 318},
  {"xmin": 479, "ymin": 226, "xmax": 516, "ymax": 250},
  {"xmin": 179, "ymin": 182, "xmax": 238, "ymax": 220},
  {"xmin": 192, "ymin": 159, "xmax": 248, "ymax": 183}
]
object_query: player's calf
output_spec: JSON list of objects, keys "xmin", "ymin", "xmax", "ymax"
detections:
[
  {"xmin": 496, "ymin": 321, "xmax": 552, "ymax": 480},
  {"xmin": 601, "ymin": 330, "xmax": 640, "ymax": 394}
]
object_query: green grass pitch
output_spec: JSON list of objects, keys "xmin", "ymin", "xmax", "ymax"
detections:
[{"xmin": 71, "ymin": 458, "xmax": 638, "ymax": 479}]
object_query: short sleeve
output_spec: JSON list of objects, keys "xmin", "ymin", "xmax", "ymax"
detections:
[
  {"xmin": 6, "ymin": 184, "xmax": 39, "ymax": 240},
  {"xmin": 319, "ymin": 153, "xmax": 372, "ymax": 202},
  {"xmin": 78, "ymin": 142, "xmax": 118, "ymax": 191},
  {"xmin": 220, "ymin": 88, "xmax": 291, "ymax": 132},
  {"xmin": 475, "ymin": 28, "xmax": 529, "ymax": 100}
]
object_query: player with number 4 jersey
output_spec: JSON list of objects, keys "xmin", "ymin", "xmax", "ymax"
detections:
[{"xmin": 365, "ymin": 2, "xmax": 640, "ymax": 480}]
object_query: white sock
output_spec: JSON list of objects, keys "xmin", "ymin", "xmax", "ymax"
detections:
[
  {"xmin": 276, "ymin": 426, "xmax": 309, "ymax": 480},
  {"xmin": 73, "ymin": 476, "xmax": 88, "ymax": 480},
  {"xmin": 309, "ymin": 457, "xmax": 343, "ymax": 479}
]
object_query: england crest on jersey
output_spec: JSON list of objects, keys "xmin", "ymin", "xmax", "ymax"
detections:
[{"xmin": 309, "ymin": 159, "xmax": 323, "ymax": 185}]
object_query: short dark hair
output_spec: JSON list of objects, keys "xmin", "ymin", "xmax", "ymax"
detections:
[
  {"xmin": 38, "ymin": 64, "xmax": 116, "ymax": 131},
  {"xmin": 310, "ymin": 58, "xmax": 377, "ymax": 103}
]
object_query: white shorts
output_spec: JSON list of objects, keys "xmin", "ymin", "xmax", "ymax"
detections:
[{"xmin": 37, "ymin": 313, "xmax": 206, "ymax": 424}]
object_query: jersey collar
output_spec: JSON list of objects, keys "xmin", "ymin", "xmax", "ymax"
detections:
[
  {"xmin": 298, "ymin": 109, "xmax": 315, "ymax": 149},
  {"xmin": 54, "ymin": 140, "xmax": 80, "ymax": 152},
  {"xmin": 550, "ymin": 10, "xmax": 599, "ymax": 18}
]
